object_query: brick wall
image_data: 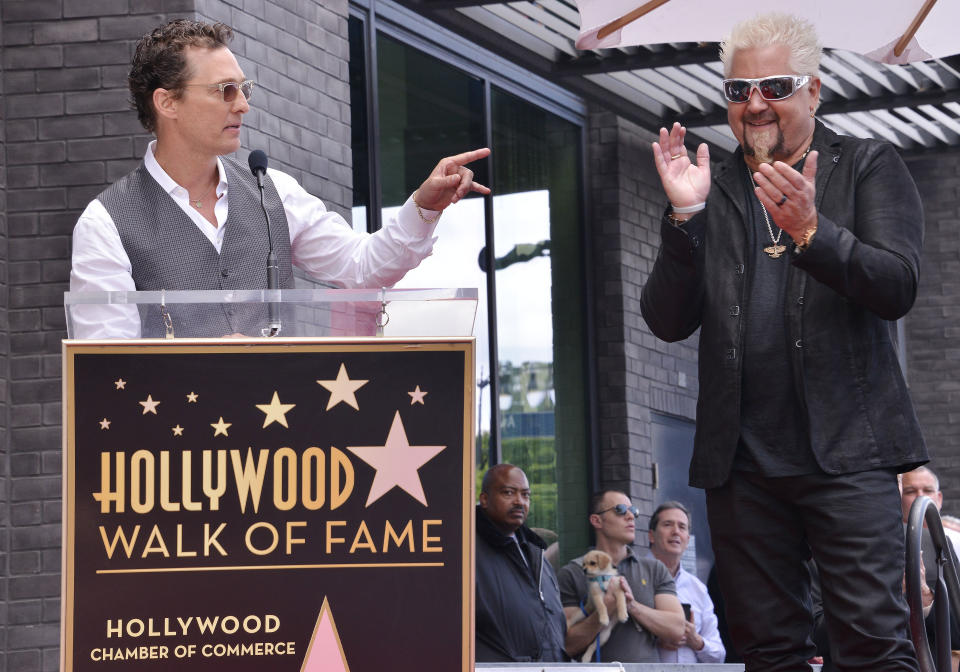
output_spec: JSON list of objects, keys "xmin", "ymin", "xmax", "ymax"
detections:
[
  {"xmin": 1, "ymin": 17, "xmax": 10, "ymax": 670},
  {"xmin": 905, "ymin": 150, "xmax": 960, "ymax": 517},
  {"xmin": 0, "ymin": 1, "xmax": 352, "ymax": 668},
  {"xmin": 588, "ymin": 106, "xmax": 700, "ymax": 519}
]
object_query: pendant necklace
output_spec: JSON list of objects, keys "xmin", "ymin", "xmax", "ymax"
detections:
[
  {"xmin": 191, "ymin": 183, "xmax": 219, "ymax": 210},
  {"xmin": 750, "ymin": 145, "xmax": 812, "ymax": 259},
  {"xmin": 749, "ymin": 175, "xmax": 787, "ymax": 259}
]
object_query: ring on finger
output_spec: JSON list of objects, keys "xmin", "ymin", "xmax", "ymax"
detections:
[{"xmin": 777, "ymin": 194, "xmax": 788, "ymax": 207}]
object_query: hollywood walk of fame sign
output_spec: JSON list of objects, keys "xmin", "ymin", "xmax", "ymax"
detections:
[{"xmin": 61, "ymin": 338, "xmax": 475, "ymax": 672}]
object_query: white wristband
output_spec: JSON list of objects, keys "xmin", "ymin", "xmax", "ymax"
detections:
[{"xmin": 671, "ymin": 202, "xmax": 706, "ymax": 214}]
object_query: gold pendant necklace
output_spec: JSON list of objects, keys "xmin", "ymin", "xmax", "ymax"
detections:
[
  {"xmin": 191, "ymin": 184, "xmax": 218, "ymax": 210},
  {"xmin": 749, "ymin": 144, "xmax": 812, "ymax": 259},
  {"xmin": 750, "ymin": 174, "xmax": 786, "ymax": 259}
]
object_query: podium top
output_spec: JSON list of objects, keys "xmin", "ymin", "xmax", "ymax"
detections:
[{"xmin": 64, "ymin": 287, "xmax": 478, "ymax": 339}]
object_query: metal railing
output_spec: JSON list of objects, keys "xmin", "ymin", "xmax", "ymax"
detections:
[{"xmin": 906, "ymin": 495, "xmax": 960, "ymax": 672}]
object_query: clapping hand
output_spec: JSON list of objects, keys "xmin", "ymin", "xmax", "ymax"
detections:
[{"xmin": 651, "ymin": 122, "xmax": 711, "ymax": 211}]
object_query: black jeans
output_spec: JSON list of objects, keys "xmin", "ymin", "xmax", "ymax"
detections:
[{"xmin": 707, "ymin": 469, "xmax": 919, "ymax": 672}]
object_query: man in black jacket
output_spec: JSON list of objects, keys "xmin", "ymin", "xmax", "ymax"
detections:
[
  {"xmin": 475, "ymin": 464, "xmax": 566, "ymax": 662},
  {"xmin": 641, "ymin": 12, "xmax": 926, "ymax": 672}
]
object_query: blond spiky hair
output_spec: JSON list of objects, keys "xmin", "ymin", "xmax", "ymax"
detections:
[{"xmin": 720, "ymin": 13, "xmax": 822, "ymax": 78}]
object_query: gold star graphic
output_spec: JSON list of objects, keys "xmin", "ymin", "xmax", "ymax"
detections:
[
  {"xmin": 139, "ymin": 395, "xmax": 161, "ymax": 415},
  {"xmin": 256, "ymin": 391, "xmax": 296, "ymax": 428},
  {"xmin": 211, "ymin": 417, "xmax": 231, "ymax": 437},
  {"xmin": 408, "ymin": 385, "xmax": 428, "ymax": 405},
  {"xmin": 317, "ymin": 363, "xmax": 368, "ymax": 411},
  {"xmin": 186, "ymin": 392, "xmax": 198, "ymax": 403},
  {"xmin": 114, "ymin": 378, "xmax": 126, "ymax": 390},
  {"xmin": 99, "ymin": 418, "xmax": 111, "ymax": 430},
  {"xmin": 172, "ymin": 425, "xmax": 184, "ymax": 436}
]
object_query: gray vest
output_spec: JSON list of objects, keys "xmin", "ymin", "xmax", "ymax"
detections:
[{"xmin": 98, "ymin": 157, "xmax": 294, "ymax": 337}]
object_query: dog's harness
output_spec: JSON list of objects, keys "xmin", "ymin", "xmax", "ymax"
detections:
[{"xmin": 587, "ymin": 574, "xmax": 616, "ymax": 591}]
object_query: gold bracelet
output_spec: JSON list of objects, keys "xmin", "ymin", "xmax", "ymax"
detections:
[
  {"xmin": 796, "ymin": 225, "xmax": 817, "ymax": 252},
  {"xmin": 412, "ymin": 190, "xmax": 441, "ymax": 225}
]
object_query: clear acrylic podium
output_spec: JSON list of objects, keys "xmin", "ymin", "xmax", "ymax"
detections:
[
  {"xmin": 64, "ymin": 287, "xmax": 478, "ymax": 339},
  {"xmin": 61, "ymin": 288, "xmax": 477, "ymax": 671}
]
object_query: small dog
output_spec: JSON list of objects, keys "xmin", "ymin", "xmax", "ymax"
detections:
[{"xmin": 567, "ymin": 549, "xmax": 629, "ymax": 662}]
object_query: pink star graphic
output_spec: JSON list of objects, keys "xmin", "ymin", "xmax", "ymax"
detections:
[
  {"xmin": 346, "ymin": 411, "xmax": 445, "ymax": 506},
  {"xmin": 408, "ymin": 385, "xmax": 428, "ymax": 405}
]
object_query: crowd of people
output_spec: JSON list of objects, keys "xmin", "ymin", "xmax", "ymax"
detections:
[{"xmin": 475, "ymin": 463, "xmax": 958, "ymax": 669}]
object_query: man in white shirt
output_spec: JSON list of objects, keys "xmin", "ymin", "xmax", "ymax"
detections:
[
  {"xmin": 70, "ymin": 19, "xmax": 489, "ymax": 338},
  {"xmin": 647, "ymin": 501, "xmax": 725, "ymax": 664}
]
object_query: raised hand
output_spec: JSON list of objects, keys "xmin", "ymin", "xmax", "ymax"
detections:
[
  {"xmin": 414, "ymin": 147, "xmax": 491, "ymax": 211},
  {"xmin": 752, "ymin": 151, "xmax": 819, "ymax": 244},
  {"xmin": 652, "ymin": 122, "xmax": 711, "ymax": 209}
]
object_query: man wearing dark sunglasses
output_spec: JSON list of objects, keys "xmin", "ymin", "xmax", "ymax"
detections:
[
  {"xmin": 70, "ymin": 19, "xmax": 490, "ymax": 337},
  {"xmin": 557, "ymin": 490, "xmax": 685, "ymax": 662},
  {"xmin": 641, "ymin": 11, "xmax": 926, "ymax": 672}
]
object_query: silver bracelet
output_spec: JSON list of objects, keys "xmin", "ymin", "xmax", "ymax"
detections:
[{"xmin": 670, "ymin": 202, "xmax": 706, "ymax": 214}]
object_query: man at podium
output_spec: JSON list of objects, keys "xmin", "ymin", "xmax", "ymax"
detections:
[{"xmin": 69, "ymin": 18, "xmax": 489, "ymax": 338}]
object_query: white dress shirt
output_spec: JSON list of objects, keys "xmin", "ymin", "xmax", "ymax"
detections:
[
  {"xmin": 69, "ymin": 142, "xmax": 439, "ymax": 338},
  {"xmin": 648, "ymin": 553, "xmax": 726, "ymax": 664}
]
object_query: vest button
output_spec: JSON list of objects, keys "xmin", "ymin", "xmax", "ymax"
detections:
[
  {"xmin": 795, "ymin": 339, "xmax": 803, "ymax": 348},
  {"xmin": 221, "ymin": 269, "xmax": 229, "ymax": 277}
]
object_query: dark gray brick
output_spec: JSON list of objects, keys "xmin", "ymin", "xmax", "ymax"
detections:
[
  {"xmin": 6, "ymin": 141, "xmax": 66, "ymax": 165},
  {"xmin": 40, "ymin": 211, "xmax": 80, "ymax": 236},
  {"xmin": 63, "ymin": 41, "xmax": 130, "ymax": 67},
  {"xmin": 10, "ymin": 453, "xmax": 41, "ymax": 477},
  {"xmin": 65, "ymin": 0, "xmax": 132, "ymax": 17},
  {"xmin": 38, "ymin": 114, "xmax": 103, "ymax": 140},
  {"xmin": 9, "ymin": 237, "xmax": 71, "ymax": 262},
  {"xmin": 6, "ymin": 93, "xmax": 64, "ymax": 119},
  {"xmin": 8, "ymin": 601, "xmax": 43, "ymax": 626},
  {"xmin": 40, "ymin": 161, "xmax": 106, "ymax": 187},
  {"xmin": 6, "ymin": 119, "xmax": 39, "ymax": 141},
  {"xmin": 9, "ymin": 309, "xmax": 43, "ymax": 332},
  {"xmin": 103, "ymin": 112, "xmax": 143, "ymax": 136},
  {"xmin": 7, "ymin": 188, "xmax": 67, "ymax": 212},
  {"xmin": 65, "ymin": 88, "xmax": 130, "ymax": 114},
  {"xmin": 11, "ymin": 475, "xmax": 62, "ymax": 503},
  {"xmin": 34, "ymin": 19, "xmax": 99, "ymax": 44},
  {"xmin": 3, "ymin": 45, "xmax": 63, "ymax": 70},
  {"xmin": 66, "ymin": 136, "xmax": 132, "ymax": 161},
  {"xmin": 7, "ymin": 166, "xmax": 39, "ymax": 189},
  {"xmin": 99, "ymin": 14, "xmax": 167, "ymax": 41},
  {"xmin": 1, "ymin": 0, "xmax": 63, "ymax": 21},
  {"xmin": 3, "ymin": 70, "xmax": 36, "ymax": 92},
  {"xmin": 36, "ymin": 66, "xmax": 101, "ymax": 92}
]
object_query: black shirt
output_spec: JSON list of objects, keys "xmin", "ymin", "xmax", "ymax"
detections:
[{"xmin": 734, "ymin": 159, "xmax": 820, "ymax": 476}]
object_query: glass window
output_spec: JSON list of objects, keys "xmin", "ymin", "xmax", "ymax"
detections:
[
  {"xmin": 348, "ymin": 15, "xmax": 589, "ymax": 556},
  {"xmin": 490, "ymin": 87, "xmax": 586, "ymax": 535}
]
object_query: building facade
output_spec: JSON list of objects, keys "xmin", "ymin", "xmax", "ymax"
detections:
[{"xmin": 1, "ymin": 0, "xmax": 958, "ymax": 667}]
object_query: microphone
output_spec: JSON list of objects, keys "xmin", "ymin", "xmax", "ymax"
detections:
[{"xmin": 248, "ymin": 150, "xmax": 281, "ymax": 336}]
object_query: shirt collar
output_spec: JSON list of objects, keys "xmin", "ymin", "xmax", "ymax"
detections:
[
  {"xmin": 144, "ymin": 140, "xmax": 228, "ymax": 197},
  {"xmin": 645, "ymin": 549, "xmax": 684, "ymax": 578}
]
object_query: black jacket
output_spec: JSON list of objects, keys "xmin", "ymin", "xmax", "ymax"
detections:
[
  {"xmin": 474, "ymin": 506, "xmax": 567, "ymax": 662},
  {"xmin": 641, "ymin": 121, "xmax": 927, "ymax": 489}
]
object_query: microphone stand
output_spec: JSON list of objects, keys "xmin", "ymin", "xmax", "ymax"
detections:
[{"xmin": 254, "ymin": 171, "xmax": 281, "ymax": 337}]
